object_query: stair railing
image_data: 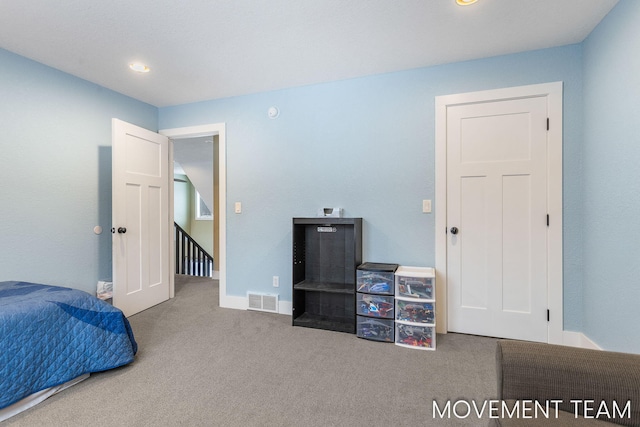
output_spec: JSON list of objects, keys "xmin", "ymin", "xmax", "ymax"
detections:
[{"xmin": 174, "ymin": 222, "xmax": 214, "ymax": 277}]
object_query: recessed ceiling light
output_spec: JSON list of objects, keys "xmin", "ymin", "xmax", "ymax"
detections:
[
  {"xmin": 129, "ymin": 63, "xmax": 150, "ymax": 73},
  {"xmin": 456, "ymin": 0, "xmax": 478, "ymax": 5}
]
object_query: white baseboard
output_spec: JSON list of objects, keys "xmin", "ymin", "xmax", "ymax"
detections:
[
  {"xmin": 278, "ymin": 300, "xmax": 292, "ymax": 316},
  {"xmin": 219, "ymin": 294, "xmax": 247, "ymax": 310},
  {"xmin": 562, "ymin": 330, "xmax": 602, "ymax": 350},
  {"xmin": 220, "ymin": 293, "xmax": 604, "ymax": 350}
]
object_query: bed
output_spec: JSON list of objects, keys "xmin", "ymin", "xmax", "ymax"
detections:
[{"xmin": 0, "ymin": 280, "xmax": 137, "ymax": 421}]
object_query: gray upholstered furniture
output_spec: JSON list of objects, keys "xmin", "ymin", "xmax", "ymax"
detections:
[{"xmin": 490, "ymin": 340, "xmax": 640, "ymax": 426}]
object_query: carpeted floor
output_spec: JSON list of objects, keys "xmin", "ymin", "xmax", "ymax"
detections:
[{"xmin": 5, "ymin": 276, "xmax": 499, "ymax": 426}]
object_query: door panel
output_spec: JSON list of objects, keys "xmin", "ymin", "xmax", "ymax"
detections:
[
  {"xmin": 460, "ymin": 112, "xmax": 532, "ymax": 163},
  {"xmin": 447, "ymin": 96, "xmax": 548, "ymax": 342},
  {"xmin": 502, "ymin": 174, "xmax": 532, "ymax": 313},
  {"xmin": 124, "ymin": 183, "xmax": 142, "ymax": 295},
  {"xmin": 459, "ymin": 176, "xmax": 488, "ymax": 309},
  {"xmin": 148, "ymin": 185, "xmax": 163, "ymax": 286},
  {"xmin": 113, "ymin": 119, "xmax": 170, "ymax": 317}
]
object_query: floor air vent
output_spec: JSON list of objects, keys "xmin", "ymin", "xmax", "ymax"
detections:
[{"xmin": 247, "ymin": 292, "xmax": 279, "ymax": 313}]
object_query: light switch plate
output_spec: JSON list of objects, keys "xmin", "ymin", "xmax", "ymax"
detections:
[
  {"xmin": 422, "ymin": 199, "xmax": 432, "ymax": 213},
  {"xmin": 235, "ymin": 202, "xmax": 242, "ymax": 214}
]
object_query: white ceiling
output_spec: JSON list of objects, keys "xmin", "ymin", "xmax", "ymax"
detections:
[{"xmin": 0, "ymin": 0, "xmax": 618, "ymax": 107}]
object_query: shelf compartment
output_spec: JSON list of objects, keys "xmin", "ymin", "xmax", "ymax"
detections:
[
  {"xmin": 293, "ymin": 313, "xmax": 355, "ymax": 334},
  {"xmin": 292, "ymin": 286, "xmax": 355, "ymax": 333},
  {"xmin": 293, "ymin": 280, "xmax": 354, "ymax": 294}
]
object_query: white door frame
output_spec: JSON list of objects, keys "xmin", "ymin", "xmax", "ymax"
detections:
[
  {"xmin": 159, "ymin": 123, "xmax": 228, "ymax": 308},
  {"xmin": 434, "ymin": 82, "xmax": 564, "ymax": 345}
]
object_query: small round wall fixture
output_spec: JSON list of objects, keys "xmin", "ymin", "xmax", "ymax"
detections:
[{"xmin": 267, "ymin": 106, "xmax": 280, "ymax": 119}]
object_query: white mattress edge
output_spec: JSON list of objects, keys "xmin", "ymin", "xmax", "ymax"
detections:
[{"xmin": 0, "ymin": 373, "xmax": 90, "ymax": 422}]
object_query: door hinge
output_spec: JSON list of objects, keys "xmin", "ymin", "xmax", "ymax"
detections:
[
  {"xmin": 547, "ymin": 309, "xmax": 550, "ymax": 322},
  {"xmin": 546, "ymin": 118, "xmax": 550, "ymax": 131},
  {"xmin": 546, "ymin": 214, "xmax": 550, "ymax": 227}
]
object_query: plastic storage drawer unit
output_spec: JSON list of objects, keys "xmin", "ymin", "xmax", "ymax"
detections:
[
  {"xmin": 394, "ymin": 266, "xmax": 436, "ymax": 350},
  {"xmin": 356, "ymin": 262, "xmax": 398, "ymax": 341}
]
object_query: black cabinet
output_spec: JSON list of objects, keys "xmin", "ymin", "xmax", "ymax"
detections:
[{"xmin": 292, "ymin": 217, "xmax": 362, "ymax": 333}]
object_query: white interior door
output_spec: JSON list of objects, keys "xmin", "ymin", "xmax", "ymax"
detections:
[
  {"xmin": 446, "ymin": 96, "xmax": 549, "ymax": 342},
  {"xmin": 112, "ymin": 119, "xmax": 170, "ymax": 317}
]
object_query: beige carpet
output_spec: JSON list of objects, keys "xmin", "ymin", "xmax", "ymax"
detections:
[{"xmin": 5, "ymin": 275, "xmax": 498, "ymax": 426}]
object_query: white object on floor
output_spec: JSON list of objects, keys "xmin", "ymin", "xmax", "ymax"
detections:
[{"xmin": 0, "ymin": 374, "xmax": 90, "ymax": 422}]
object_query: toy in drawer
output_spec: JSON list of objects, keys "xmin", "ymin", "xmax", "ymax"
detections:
[
  {"xmin": 396, "ymin": 299, "xmax": 435, "ymax": 324},
  {"xmin": 395, "ymin": 323, "xmax": 435, "ymax": 350},
  {"xmin": 356, "ymin": 263, "xmax": 398, "ymax": 295},
  {"xmin": 395, "ymin": 266, "xmax": 435, "ymax": 300},
  {"xmin": 357, "ymin": 316, "xmax": 394, "ymax": 342},
  {"xmin": 356, "ymin": 294, "xmax": 394, "ymax": 319}
]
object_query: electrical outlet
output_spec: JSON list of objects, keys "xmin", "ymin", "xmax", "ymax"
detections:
[{"xmin": 272, "ymin": 276, "xmax": 279, "ymax": 287}]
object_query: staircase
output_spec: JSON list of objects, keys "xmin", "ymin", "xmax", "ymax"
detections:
[{"xmin": 174, "ymin": 222, "xmax": 214, "ymax": 278}]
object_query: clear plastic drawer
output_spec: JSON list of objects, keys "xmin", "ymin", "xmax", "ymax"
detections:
[
  {"xmin": 395, "ymin": 323, "xmax": 435, "ymax": 350},
  {"xmin": 357, "ymin": 316, "xmax": 394, "ymax": 342},
  {"xmin": 395, "ymin": 266, "xmax": 435, "ymax": 300},
  {"xmin": 356, "ymin": 263, "xmax": 398, "ymax": 295},
  {"xmin": 356, "ymin": 293, "xmax": 394, "ymax": 319},
  {"xmin": 396, "ymin": 299, "xmax": 435, "ymax": 324}
]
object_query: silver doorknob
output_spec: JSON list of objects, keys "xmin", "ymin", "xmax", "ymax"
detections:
[
  {"xmin": 117, "ymin": 227, "xmax": 127, "ymax": 234},
  {"xmin": 450, "ymin": 227, "xmax": 459, "ymax": 235}
]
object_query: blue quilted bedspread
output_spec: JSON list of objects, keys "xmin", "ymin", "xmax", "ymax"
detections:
[{"xmin": 0, "ymin": 281, "xmax": 137, "ymax": 409}]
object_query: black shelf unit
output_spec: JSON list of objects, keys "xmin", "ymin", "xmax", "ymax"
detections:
[{"xmin": 292, "ymin": 217, "xmax": 363, "ymax": 333}]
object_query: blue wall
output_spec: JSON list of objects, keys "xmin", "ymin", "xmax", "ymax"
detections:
[
  {"xmin": 160, "ymin": 44, "xmax": 585, "ymax": 332},
  {"xmin": 582, "ymin": 0, "xmax": 640, "ymax": 353},
  {"xmin": 0, "ymin": 48, "xmax": 157, "ymax": 294}
]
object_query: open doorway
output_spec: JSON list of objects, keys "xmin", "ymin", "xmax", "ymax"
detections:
[
  {"xmin": 160, "ymin": 123, "xmax": 227, "ymax": 307},
  {"xmin": 173, "ymin": 136, "xmax": 216, "ymax": 277}
]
